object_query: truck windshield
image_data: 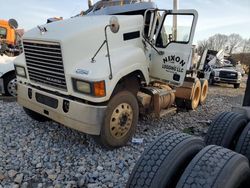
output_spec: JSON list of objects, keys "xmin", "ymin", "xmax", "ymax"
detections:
[
  {"xmin": 156, "ymin": 14, "xmax": 194, "ymax": 48},
  {"xmin": 0, "ymin": 27, "xmax": 7, "ymax": 39}
]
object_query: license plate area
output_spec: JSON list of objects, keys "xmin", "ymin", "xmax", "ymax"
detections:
[{"xmin": 35, "ymin": 93, "xmax": 58, "ymax": 109}]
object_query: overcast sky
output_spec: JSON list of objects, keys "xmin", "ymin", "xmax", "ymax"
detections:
[{"xmin": 1, "ymin": 0, "xmax": 249, "ymax": 43}]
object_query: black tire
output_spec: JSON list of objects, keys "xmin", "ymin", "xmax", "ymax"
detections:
[
  {"xmin": 234, "ymin": 83, "xmax": 240, "ymax": 89},
  {"xmin": 205, "ymin": 111, "xmax": 248, "ymax": 149},
  {"xmin": 97, "ymin": 91, "xmax": 139, "ymax": 149},
  {"xmin": 175, "ymin": 98, "xmax": 185, "ymax": 109},
  {"xmin": 186, "ymin": 79, "xmax": 201, "ymax": 110},
  {"xmin": 236, "ymin": 122, "xmax": 250, "ymax": 161},
  {"xmin": 126, "ymin": 131, "xmax": 204, "ymax": 188},
  {"xmin": 208, "ymin": 76, "xmax": 214, "ymax": 85},
  {"xmin": 199, "ymin": 79, "xmax": 208, "ymax": 104},
  {"xmin": 3, "ymin": 73, "xmax": 17, "ymax": 97},
  {"xmin": 23, "ymin": 107, "xmax": 50, "ymax": 122},
  {"xmin": 176, "ymin": 145, "xmax": 250, "ymax": 188}
]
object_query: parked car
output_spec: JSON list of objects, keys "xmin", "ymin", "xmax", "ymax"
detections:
[
  {"xmin": 197, "ymin": 49, "xmax": 242, "ymax": 88},
  {"xmin": 209, "ymin": 64, "xmax": 242, "ymax": 88},
  {"xmin": 0, "ymin": 19, "xmax": 22, "ymax": 97}
]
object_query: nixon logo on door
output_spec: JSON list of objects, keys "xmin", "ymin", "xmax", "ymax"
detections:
[{"xmin": 162, "ymin": 55, "xmax": 186, "ymax": 73}]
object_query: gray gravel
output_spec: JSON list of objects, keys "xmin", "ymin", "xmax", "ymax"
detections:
[{"xmin": 0, "ymin": 78, "xmax": 247, "ymax": 188}]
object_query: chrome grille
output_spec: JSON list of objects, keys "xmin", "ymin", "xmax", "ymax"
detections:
[
  {"xmin": 219, "ymin": 71, "xmax": 238, "ymax": 80},
  {"xmin": 23, "ymin": 40, "xmax": 67, "ymax": 90}
]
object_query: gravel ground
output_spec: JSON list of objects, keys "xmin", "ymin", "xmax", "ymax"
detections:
[{"xmin": 0, "ymin": 78, "xmax": 247, "ymax": 188}]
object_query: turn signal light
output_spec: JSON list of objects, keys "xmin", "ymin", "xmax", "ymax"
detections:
[{"xmin": 93, "ymin": 81, "xmax": 106, "ymax": 97}]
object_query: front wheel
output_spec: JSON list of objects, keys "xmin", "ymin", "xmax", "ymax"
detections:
[
  {"xmin": 97, "ymin": 91, "xmax": 139, "ymax": 149},
  {"xmin": 234, "ymin": 83, "xmax": 240, "ymax": 89},
  {"xmin": 23, "ymin": 107, "xmax": 50, "ymax": 122},
  {"xmin": 3, "ymin": 73, "xmax": 17, "ymax": 97},
  {"xmin": 208, "ymin": 77, "xmax": 214, "ymax": 85}
]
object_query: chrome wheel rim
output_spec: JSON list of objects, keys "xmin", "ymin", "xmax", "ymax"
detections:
[
  {"xmin": 110, "ymin": 103, "xmax": 133, "ymax": 139},
  {"xmin": 7, "ymin": 78, "xmax": 17, "ymax": 97}
]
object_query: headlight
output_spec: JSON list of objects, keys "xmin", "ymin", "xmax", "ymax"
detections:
[
  {"xmin": 74, "ymin": 80, "xmax": 91, "ymax": 94},
  {"xmin": 15, "ymin": 65, "xmax": 26, "ymax": 78},
  {"xmin": 72, "ymin": 79, "xmax": 106, "ymax": 97},
  {"xmin": 214, "ymin": 70, "xmax": 219, "ymax": 77},
  {"xmin": 238, "ymin": 72, "xmax": 242, "ymax": 79}
]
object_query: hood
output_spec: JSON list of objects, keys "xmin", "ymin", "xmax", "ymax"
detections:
[
  {"xmin": 213, "ymin": 67, "xmax": 238, "ymax": 73},
  {"xmin": 22, "ymin": 15, "xmax": 143, "ymax": 70},
  {"xmin": 23, "ymin": 15, "xmax": 142, "ymax": 43},
  {"xmin": 20, "ymin": 15, "xmax": 144, "ymax": 96}
]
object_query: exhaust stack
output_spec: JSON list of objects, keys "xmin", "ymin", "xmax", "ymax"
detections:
[{"xmin": 88, "ymin": 0, "xmax": 93, "ymax": 8}]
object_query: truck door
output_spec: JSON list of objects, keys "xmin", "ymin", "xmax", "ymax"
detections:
[{"xmin": 148, "ymin": 10, "xmax": 198, "ymax": 86}]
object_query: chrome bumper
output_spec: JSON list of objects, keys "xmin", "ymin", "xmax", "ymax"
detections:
[
  {"xmin": 214, "ymin": 77, "xmax": 240, "ymax": 84},
  {"xmin": 17, "ymin": 83, "xmax": 107, "ymax": 135}
]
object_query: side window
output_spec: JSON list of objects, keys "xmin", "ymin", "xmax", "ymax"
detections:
[
  {"xmin": 0, "ymin": 27, "xmax": 7, "ymax": 39},
  {"xmin": 156, "ymin": 14, "xmax": 194, "ymax": 48}
]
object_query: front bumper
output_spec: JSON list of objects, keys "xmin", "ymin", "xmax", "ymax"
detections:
[
  {"xmin": 0, "ymin": 78, "xmax": 4, "ymax": 94},
  {"xmin": 214, "ymin": 77, "xmax": 240, "ymax": 84},
  {"xmin": 17, "ymin": 83, "xmax": 107, "ymax": 135}
]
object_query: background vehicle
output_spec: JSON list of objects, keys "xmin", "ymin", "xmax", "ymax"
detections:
[
  {"xmin": 0, "ymin": 19, "xmax": 23, "ymax": 56},
  {"xmin": 0, "ymin": 19, "xmax": 22, "ymax": 97},
  {"xmin": 197, "ymin": 49, "xmax": 242, "ymax": 88},
  {"xmin": 14, "ymin": 0, "xmax": 206, "ymax": 148}
]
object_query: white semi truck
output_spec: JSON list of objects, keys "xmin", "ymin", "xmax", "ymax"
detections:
[
  {"xmin": 14, "ymin": 1, "xmax": 203, "ymax": 148},
  {"xmin": 0, "ymin": 53, "xmax": 16, "ymax": 96},
  {"xmin": 0, "ymin": 19, "xmax": 21, "ymax": 97}
]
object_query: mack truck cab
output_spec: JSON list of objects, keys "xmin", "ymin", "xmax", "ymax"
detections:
[{"xmin": 14, "ymin": 1, "xmax": 201, "ymax": 148}]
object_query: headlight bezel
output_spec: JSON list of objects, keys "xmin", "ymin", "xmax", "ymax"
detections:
[
  {"xmin": 72, "ymin": 78, "xmax": 106, "ymax": 97},
  {"xmin": 14, "ymin": 65, "xmax": 27, "ymax": 78},
  {"xmin": 73, "ymin": 79, "xmax": 91, "ymax": 94}
]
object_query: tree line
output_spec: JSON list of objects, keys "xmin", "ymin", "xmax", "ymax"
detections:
[{"xmin": 197, "ymin": 34, "xmax": 250, "ymax": 61}]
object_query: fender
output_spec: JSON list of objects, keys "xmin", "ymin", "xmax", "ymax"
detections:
[
  {"xmin": 0, "ymin": 54, "xmax": 15, "ymax": 78},
  {"xmin": 68, "ymin": 46, "xmax": 149, "ymax": 103},
  {"xmin": 106, "ymin": 46, "xmax": 149, "ymax": 98}
]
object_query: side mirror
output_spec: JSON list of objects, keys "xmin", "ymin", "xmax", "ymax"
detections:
[
  {"xmin": 168, "ymin": 34, "xmax": 173, "ymax": 42},
  {"xmin": 8, "ymin": 19, "xmax": 18, "ymax": 29},
  {"xmin": 109, "ymin": 16, "xmax": 120, "ymax": 33}
]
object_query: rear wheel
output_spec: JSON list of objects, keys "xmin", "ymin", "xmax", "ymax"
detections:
[
  {"xmin": 199, "ymin": 79, "xmax": 208, "ymax": 104},
  {"xmin": 23, "ymin": 107, "xmax": 50, "ymax": 122},
  {"xmin": 126, "ymin": 131, "xmax": 204, "ymax": 188},
  {"xmin": 176, "ymin": 145, "xmax": 250, "ymax": 188},
  {"xmin": 186, "ymin": 79, "xmax": 201, "ymax": 110},
  {"xmin": 236, "ymin": 122, "xmax": 250, "ymax": 161},
  {"xmin": 97, "ymin": 91, "xmax": 139, "ymax": 149},
  {"xmin": 3, "ymin": 73, "xmax": 17, "ymax": 97},
  {"xmin": 205, "ymin": 111, "xmax": 248, "ymax": 149}
]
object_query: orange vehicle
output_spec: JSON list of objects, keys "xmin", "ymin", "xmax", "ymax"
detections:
[
  {"xmin": 0, "ymin": 19, "xmax": 22, "ymax": 96},
  {"xmin": 0, "ymin": 20, "xmax": 16, "ymax": 46}
]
